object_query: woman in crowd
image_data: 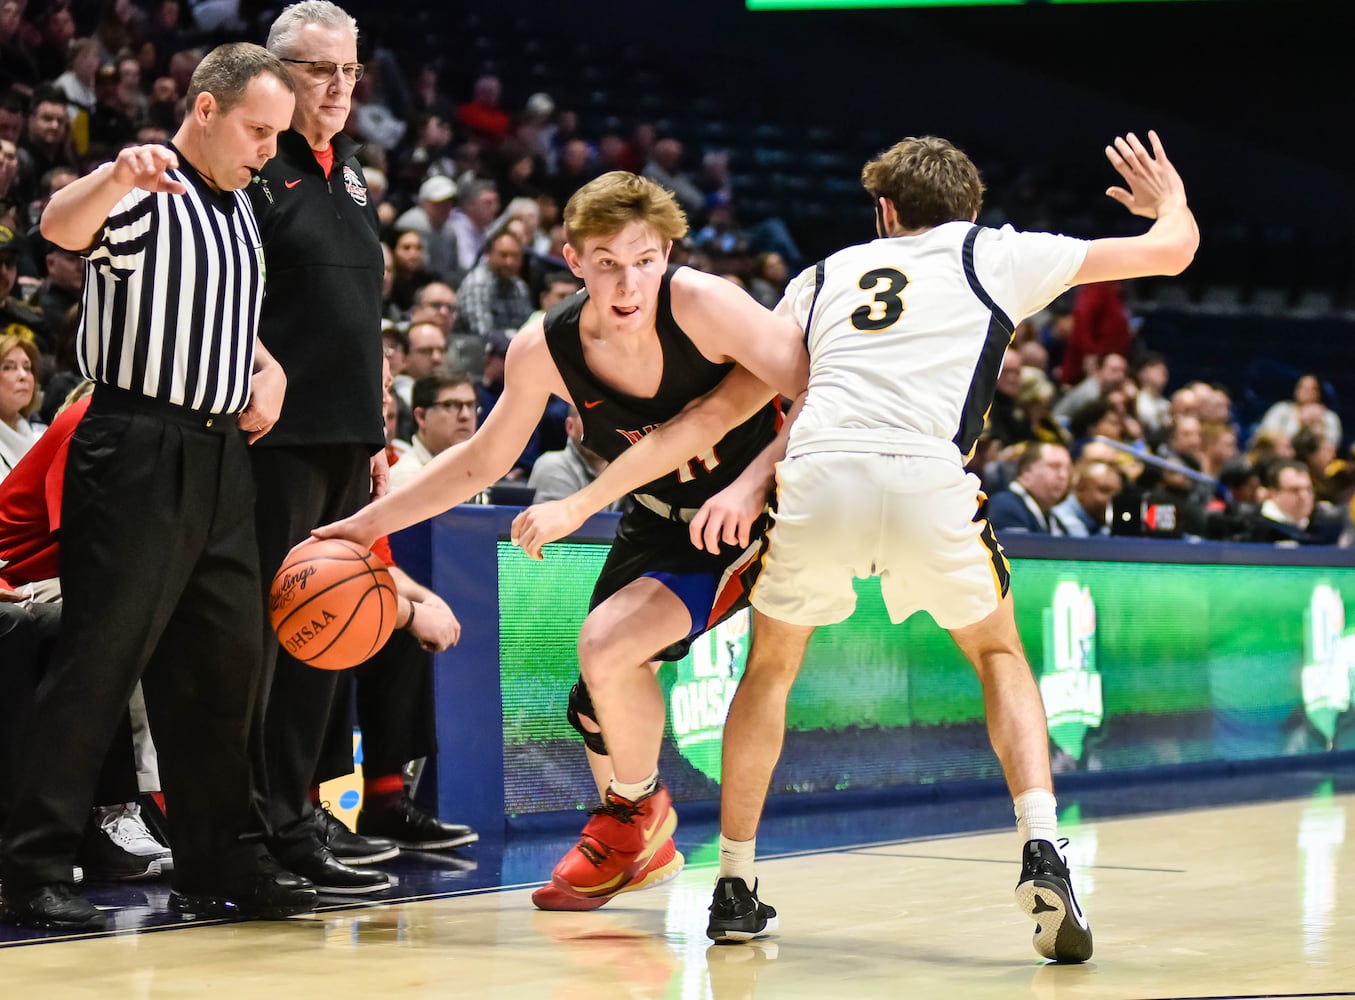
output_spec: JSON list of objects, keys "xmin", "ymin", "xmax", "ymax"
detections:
[
  {"xmin": 1259, "ymin": 374, "xmax": 1342, "ymax": 448},
  {"xmin": 0, "ymin": 330, "xmax": 39, "ymax": 482}
]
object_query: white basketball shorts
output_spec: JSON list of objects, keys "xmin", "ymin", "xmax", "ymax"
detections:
[{"xmin": 751, "ymin": 451, "xmax": 1009, "ymax": 630}]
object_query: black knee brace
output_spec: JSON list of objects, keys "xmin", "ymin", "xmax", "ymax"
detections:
[{"xmin": 566, "ymin": 676, "xmax": 608, "ymax": 755}]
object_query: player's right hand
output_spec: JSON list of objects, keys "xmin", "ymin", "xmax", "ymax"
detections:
[
  {"xmin": 310, "ymin": 514, "xmax": 380, "ymax": 554},
  {"xmin": 110, "ymin": 144, "xmax": 188, "ymax": 195}
]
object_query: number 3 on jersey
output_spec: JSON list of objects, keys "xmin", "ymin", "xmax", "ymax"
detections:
[{"xmin": 851, "ymin": 267, "xmax": 909, "ymax": 332}]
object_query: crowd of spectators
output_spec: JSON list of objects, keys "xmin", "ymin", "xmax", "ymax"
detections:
[
  {"xmin": 0, "ymin": 0, "xmax": 1349, "ymax": 553},
  {"xmin": 977, "ymin": 283, "xmax": 1352, "ymax": 546}
]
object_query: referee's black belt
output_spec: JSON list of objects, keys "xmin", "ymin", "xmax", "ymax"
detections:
[{"xmin": 91, "ymin": 383, "xmax": 242, "ymax": 433}]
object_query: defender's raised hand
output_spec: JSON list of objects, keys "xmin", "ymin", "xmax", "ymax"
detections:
[{"xmin": 1104, "ymin": 130, "xmax": 1186, "ymax": 220}]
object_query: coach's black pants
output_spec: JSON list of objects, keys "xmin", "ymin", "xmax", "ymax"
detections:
[
  {"xmin": 314, "ymin": 630, "xmax": 439, "ymax": 786},
  {"xmin": 249, "ymin": 444, "xmax": 370, "ymax": 854},
  {"xmin": 1, "ymin": 388, "xmax": 262, "ymax": 892}
]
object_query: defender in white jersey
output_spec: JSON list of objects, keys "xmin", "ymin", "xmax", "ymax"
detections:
[
  {"xmin": 757, "ymin": 221, "xmax": 1086, "ymax": 628},
  {"xmin": 511, "ymin": 131, "xmax": 1198, "ymax": 960}
]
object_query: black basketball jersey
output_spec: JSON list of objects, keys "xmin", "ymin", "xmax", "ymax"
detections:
[{"xmin": 543, "ymin": 268, "xmax": 780, "ymax": 510}]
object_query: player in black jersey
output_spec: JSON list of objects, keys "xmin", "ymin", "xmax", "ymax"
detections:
[{"xmin": 315, "ymin": 172, "xmax": 804, "ymax": 909}]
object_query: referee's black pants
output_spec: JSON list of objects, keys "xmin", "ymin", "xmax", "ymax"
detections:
[
  {"xmin": 249, "ymin": 444, "xmax": 370, "ymax": 854},
  {"xmin": 1, "ymin": 389, "xmax": 262, "ymax": 893}
]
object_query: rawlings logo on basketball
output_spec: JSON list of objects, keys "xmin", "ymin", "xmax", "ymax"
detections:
[
  {"xmin": 283, "ymin": 609, "xmax": 339, "ymax": 655},
  {"xmin": 269, "ymin": 565, "xmax": 317, "ymax": 613},
  {"xmin": 343, "ymin": 165, "xmax": 368, "ymax": 206}
]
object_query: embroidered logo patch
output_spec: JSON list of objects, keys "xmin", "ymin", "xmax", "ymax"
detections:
[{"xmin": 343, "ymin": 165, "xmax": 368, "ymax": 206}]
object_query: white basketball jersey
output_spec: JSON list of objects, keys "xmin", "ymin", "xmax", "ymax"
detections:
[{"xmin": 780, "ymin": 221, "xmax": 1087, "ymax": 464}]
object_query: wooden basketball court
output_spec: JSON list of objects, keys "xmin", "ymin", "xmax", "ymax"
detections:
[{"xmin": 4, "ymin": 768, "xmax": 1352, "ymax": 999}]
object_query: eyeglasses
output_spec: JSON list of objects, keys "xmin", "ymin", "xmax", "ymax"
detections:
[
  {"xmin": 425, "ymin": 301, "xmax": 456, "ymax": 312},
  {"xmin": 427, "ymin": 399, "xmax": 478, "ymax": 414},
  {"xmin": 281, "ymin": 58, "xmax": 364, "ymax": 83}
]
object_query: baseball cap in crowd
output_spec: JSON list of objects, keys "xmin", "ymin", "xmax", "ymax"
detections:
[
  {"xmin": 0, "ymin": 224, "xmax": 24, "ymax": 254},
  {"xmin": 484, "ymin": 329, "xmax": 511, "ymax": 358},
  {"xmin": 525, "ymin": 92, "xmax": 555, "ymax": 117},
  {"xmin": 1016, "ymin": 366, "xmax": 1055, "ymax": 406},
  {"xmin": 419, "ymin": 175, "xmax": 457, "ymax": 204},
  {"xmin": 28, "ymin": 233, "xmax": 77, "ymax": 275}
]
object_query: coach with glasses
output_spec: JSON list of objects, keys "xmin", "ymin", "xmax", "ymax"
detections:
[{"xmin": 246, "ymin": 1, "xmax": 395, "ymax": 895}]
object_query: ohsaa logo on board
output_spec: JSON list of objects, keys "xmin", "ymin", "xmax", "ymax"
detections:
[
  {"xmin": 343, "ymin": 165, "xmax": 368, "ymax": 206},
  {"xmin": 1040, "ymin": 580, "xmax": 1104, "ymax": 763},
  {"xmin": 668, "ymin": 609, "xmax": 750, "ymax": 783},
  {"xmin": 1301, "ymin": 583, "xmax": 1353, "ymax": 746}
]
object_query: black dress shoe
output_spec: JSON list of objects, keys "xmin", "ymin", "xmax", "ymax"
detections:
[
  {"xmin": 169, "ymin": 855, "xmax": 317, "ymax": 920},
  {"xmin": 1, "ymin": 883, "xmax": 109, "ymax": 930},
  {"xmin": 358, "ymin": 793, "xmax": 479, "ymax": 850},
  {"xmin": 275, "ymin": 844, "xmax": 392, "ymax": 895},
  {"xmin": 314, "ymin": 806, "xmax": 399, "ymax": 866}
]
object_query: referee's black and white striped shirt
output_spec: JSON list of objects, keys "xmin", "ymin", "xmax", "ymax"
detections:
[{"xmin": 77, "ymin": 151, "xmax": 265, "ymax": 415}]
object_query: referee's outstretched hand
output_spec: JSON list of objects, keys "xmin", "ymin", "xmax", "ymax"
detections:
[{"xmin": 111, "ymin": 144, "xmax": 188, "ymax": 196}]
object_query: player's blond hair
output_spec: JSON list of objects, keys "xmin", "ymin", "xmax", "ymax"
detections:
[
  {"xmin": 563, "ymin": 172, "xmax": 688, "ymax": 253},
  {"xmin": 861, "ymin": 136, "xmax": 985, "ymax": 231}
]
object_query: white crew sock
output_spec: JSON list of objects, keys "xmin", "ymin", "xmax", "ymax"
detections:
[
  {"xmin": 1014, "ymin": 788, "xmax": 1059, "ymax": 846},
  {"xmin": 609, "ymin": 770, "xmax": 658, "ymax": 803},
  {"xmin": 718, "ymin": 835, "xmax": 757, "ymax": 891}
]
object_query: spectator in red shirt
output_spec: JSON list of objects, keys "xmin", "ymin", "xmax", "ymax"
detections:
[
  {"xmin": 455, "ymin": 75, "xmax": 509, "ymax": 148},
  {"xmin": 1061, "ymin": 280, "xmax": 1133, "ymax": 386}
]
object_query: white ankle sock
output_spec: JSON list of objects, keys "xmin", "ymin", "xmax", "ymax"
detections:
[
  {"xmin": 1014, "ymin": 788, "xmax": 1058, "ymax": 845},
  {"xmin": 609, "ymin": 770, "xmax": 658, "ymax": 802},
  {"xmin": 718, "ymin": 835, "xmax": 756, "ymax": 890}
]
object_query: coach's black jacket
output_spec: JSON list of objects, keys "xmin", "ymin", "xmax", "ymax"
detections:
[{"xmin": 248, "ymin": 129, "xmax": 386, "ymax": 451}]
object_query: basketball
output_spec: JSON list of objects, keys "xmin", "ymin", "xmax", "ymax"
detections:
[{"xmin": 269, "ymin": 538, "xmax": 399, "ymax": 671}]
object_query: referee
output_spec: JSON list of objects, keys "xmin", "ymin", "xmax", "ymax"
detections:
[{"xmin": 0, "ymin": 44, "xmax": 316, "ymax": 930}]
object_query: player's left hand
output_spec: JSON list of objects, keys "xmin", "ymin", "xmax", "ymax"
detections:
[
  {"xmin": 690, "ymin": 479, "xmax": 766, "ymax": 554},
  {"xmin": 510, "ymin": 498, "xmax": 586, "ymax": 560}
]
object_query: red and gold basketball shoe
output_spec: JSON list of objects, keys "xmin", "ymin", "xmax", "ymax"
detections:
[
  {"xmin": 550, "ymin": 782, "xmax": 678, "ymax": 900},
  {"xmin": 532, "ymin": 836, "xmax": 684, "ymax": 911}
]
